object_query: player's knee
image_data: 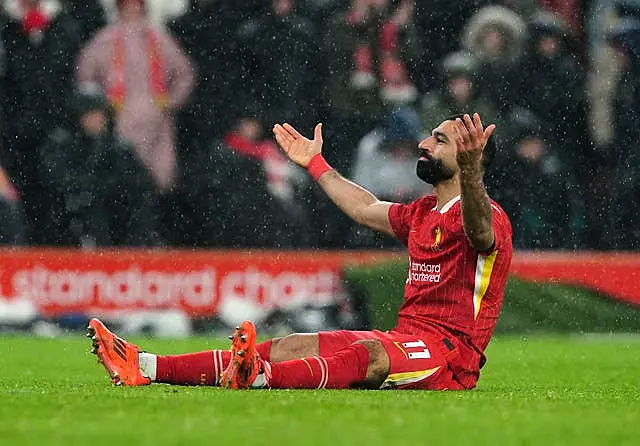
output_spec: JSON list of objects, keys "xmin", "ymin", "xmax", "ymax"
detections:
[
  {"xmin": 270, "ymin": 333, "xmax": 319, "ymax": 362},
  {"xmin": 354, "ymin": 340, "xmax": 390, "ymax": 389}
]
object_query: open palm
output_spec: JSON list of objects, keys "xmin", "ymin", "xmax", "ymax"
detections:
[
  {"xmin": 453, "ymin": 113, "xmax": 496, "ymax": 167},
  {"xmin": 272, "ymin": 123, "xmax": 323, "ymax": 168}
]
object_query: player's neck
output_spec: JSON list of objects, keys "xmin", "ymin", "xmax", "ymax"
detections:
[{"xmin": 433, "ymin": 177, "xmax": 460, "ymax": 211}]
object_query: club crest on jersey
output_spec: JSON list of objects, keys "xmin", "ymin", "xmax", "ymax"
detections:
[{"xmin": 431, "ymin": 226, "xmax": 443, "ymax": 252}]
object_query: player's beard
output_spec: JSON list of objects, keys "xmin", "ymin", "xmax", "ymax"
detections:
[{"xmin": 416, "ymin": 151, "xmax": 456, "ymax": 186}]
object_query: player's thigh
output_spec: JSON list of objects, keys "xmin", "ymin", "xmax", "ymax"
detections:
[
  {"xmin": 269, "ymin": 333, "xmax": 319, "ymax": 362},
  {"xmin": 318, "ymin": 330, "xmax": 390, "ymax": 356},
  {"xmin": 377, "ymin": 333, "xmax": 462, "ymax": 390},
  {"xmin": 271, "ymin": 330, "xmax": 381, "ymax": 362}
]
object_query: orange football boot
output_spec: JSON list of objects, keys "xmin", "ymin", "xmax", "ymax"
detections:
[
  {"xmin": 220, "ymin": 320, "xmax": 263, "ymax": 389},
  {"xmin": 87, "ymin": 318, "xmax": 151, "ymax": 386}
]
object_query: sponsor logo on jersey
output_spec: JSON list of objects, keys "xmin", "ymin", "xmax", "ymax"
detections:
[{"xmin": 407, "ymin": 258, "xmax": 441, "ymax": 284}]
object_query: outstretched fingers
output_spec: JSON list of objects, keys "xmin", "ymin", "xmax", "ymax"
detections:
[
  {"xmin": 273, "ymin": 124, "xmax": 295, "ymax": 149},
  {"xmin": 455, "ymin": 118, "xmax": 470, "ymax": 146},
  {"xmin": 464, "ymin": 113, "xmax": 482, "ymax": 147},
  {"xmin": 484, "ymin": 124, "xmax": 496, "ymax": 140},
  {"xmin": 453, "ymin": 119, "xmax": 466, "ymax": 149},
  {"xmin": 472, "ymin": 112, "xmax": 497, "ymax": 144},
  {"xmin": 473, "ymin": 113, "xmax": 484, "ymax": 134},
  {"xmin": 456, "ymin": 113, "xmax": 497, "ymax": 152},
  {"xmin": 283, "ymin": 123, "xmax": 304, "ymax": 140}
]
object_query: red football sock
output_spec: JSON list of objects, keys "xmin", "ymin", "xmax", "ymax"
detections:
[
  {"xmin": 155, "ymin": 340, "xmax": 273, "ymax": 386},
  {"xmin": 156, "ymin": 350, "xmax": 229, "ymax": 385},
  {"xmin": 257, "ymin": 339, "xmax": 272, "ymax": 361},
  {"xmin": 268, "ymin": 343, "xmax": 370, "ymax": 389}
]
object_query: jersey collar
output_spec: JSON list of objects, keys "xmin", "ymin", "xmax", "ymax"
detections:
[{"xmin": 432, "ymin": 195, "xmax": 461, "ymax": 214}]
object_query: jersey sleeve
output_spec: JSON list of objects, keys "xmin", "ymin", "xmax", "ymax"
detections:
[
  {"xmin": 481, "ymin": 203, "xmax": 512, "ymax": 254},
  {"xmin": 388, "ymin": 203, "xmax": 412, "ymax": 245}
]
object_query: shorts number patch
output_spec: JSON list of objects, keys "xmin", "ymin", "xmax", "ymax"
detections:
[{"xmin": 401, "ymin": 340, "xmax": 431, "ymax": 359}]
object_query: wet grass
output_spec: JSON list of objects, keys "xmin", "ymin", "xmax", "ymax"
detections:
[{"xmin": 1, "ymin": 334, "xmax": 639, "ymax": 446}]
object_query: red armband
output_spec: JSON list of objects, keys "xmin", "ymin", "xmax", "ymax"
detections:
[{"xmin": 306, "ymin": 154, "xmax": 333, "ymax": 181}]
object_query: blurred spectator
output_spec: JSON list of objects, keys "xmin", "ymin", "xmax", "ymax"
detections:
[
  {"xmin": 99, "ymin": 0, "xmax": 188, "ymax": 26},
  {"xmin": 1, "ymin": 0, "xmax": 82, "ymax": 244},
  {"xmin": 585, "ymin": 1, "xmax": 637, "ymax": 148},
  {"xmin": 222, "ymin": 110, "xmax": 311, "ymax": 243},
  {"xmin": 604, "ymin": 21, "xmax": 640, "ymax": 248},
  {"xmin": 583, "ymin": 2, "xmax": 640, "ymax": 247},
  {"xmin": 349, "ymin": 106, "xmax": 428, "ymax": 248},
  {"xmin": 414, "ymin": 0, "xmax": 490, "ymax": 92},
  {"xmin": 224, "ymin": 112, "xmax": 307, "ymax": 205},
  {"xmin": 139, "ymin": 0, "xmax": 187, "ymax": 25},
  {"xmin": 419, "ymin": 51, "xmax": 499, "ymax": 134},
  {"xmin": 499, "ymin": 0, "xmax": 541, "ymax": 19},
  {"xmin": 322, "ymin": 0, "xmax": 422, "ymax": 173},
  {"xmin": 462, "ymin": 5, "xmax": 527, "ymax": 116},
  {"xmin": 167, "ymin": 0, "xmax": 244, "ymax": 147},
  {"xmin": 63, "ymin": 0, "xmax": 107, "ymax": 43},
  {"xmin": 236, "ymin": 0, "xmax": 321, "ymax": 134},
  {"xmin": 77, "ymin": 0, "xmax": 195, "ymax": 193},
  {"xmin": 352, "ymin": 106, "xmax": 428, "ymax": 201},
  {"xmin": 539, "ymin": 0, "xmax": 582, "ymax": 34},
  {"xmin": 0, "ymin": 9, "xmax": 6, "ymax": 154},
  {"xmin": 517, "ymin": 11, "xmax": 587, "ymax": 171},
  {"xmin": 0, "ymin": 164, "xmax": 25, "ymax": 244},
  {"xmin": 179, "ymin": 112, "xmax": 302, "ymax": 248},
  {"xmin": 487, "ymin": 108, "xmax": 584, "ymax": 249},
  {"xmin": 38, "ymin": 86, "xmax": 162, "ymax": 247},
  {"xmin": 0, "ymin": 1, "xmax": 629, "ymax": 251}
]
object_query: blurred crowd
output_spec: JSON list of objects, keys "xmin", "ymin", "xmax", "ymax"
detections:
[{"xmin": 0, "ymin": 0, "xmax": 638, "ymax": 251}]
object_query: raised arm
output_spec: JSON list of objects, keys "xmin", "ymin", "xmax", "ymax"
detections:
[
  {"xmin": 273, "ymin": 123, "xmax": 394, "ymax": 236},
  {"xmin": 452, "ymin": 113, "xmax": 497, "ymax": 252}
]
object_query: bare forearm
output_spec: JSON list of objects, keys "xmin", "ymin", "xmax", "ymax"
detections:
[
  {"xmin": 459, "ymin": 166, "xmax": 494, "ymax": 251},
  {"xmin": 272, "ymin": 123, "xmax": 392, "ymax": 234},
  {"xmin": 317, "ymin": 170, "xmax": 379, "ymax": 225}
]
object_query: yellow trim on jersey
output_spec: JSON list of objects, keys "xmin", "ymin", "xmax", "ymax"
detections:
[
  {"xmin": 381, "ymin": 367, "xmax": 441, "ymax": 388},
  {"xmin": 393, "ymin": 342, "xmax": 409, "ymax": 359},
  {"xmin": 473, "ymin": 250, "xmax": 499, "ymax": 319}
]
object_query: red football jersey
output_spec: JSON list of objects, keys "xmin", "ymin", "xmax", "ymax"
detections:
[{"xmin": 388, "ymin": 194, "xmax": 513, "ymax": 388}]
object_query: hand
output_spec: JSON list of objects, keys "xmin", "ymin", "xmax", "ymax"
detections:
[
  {"xmin": 453, "ymin": 113, "xmax": 496, "ymax": 169},
  {"xmin": 273, "ymin": 123, "xmax": 323, "ymax": 168}
]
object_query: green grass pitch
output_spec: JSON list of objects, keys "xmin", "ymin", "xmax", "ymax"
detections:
[{"xmin": 1, "ymin": 334, "xmax": 639, "ymax": 446}]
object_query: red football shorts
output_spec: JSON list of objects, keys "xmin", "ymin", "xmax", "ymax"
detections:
[{"xmin": 318, "ymin": 329, "xmax": 464, "ymax": 390}]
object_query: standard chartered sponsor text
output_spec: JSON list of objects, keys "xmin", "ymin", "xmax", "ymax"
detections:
[{"xmin": 408, "ymin": 259, "xmax": 442, "ymax": 283}]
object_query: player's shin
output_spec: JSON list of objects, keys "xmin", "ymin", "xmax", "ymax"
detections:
[
  {"xmin": 267, "ymin": 343, "xmax": 370, "ymax": 389},
  {"xmin": 151, "ymin": 350, "xmax": 231, "ymax": 385}
]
